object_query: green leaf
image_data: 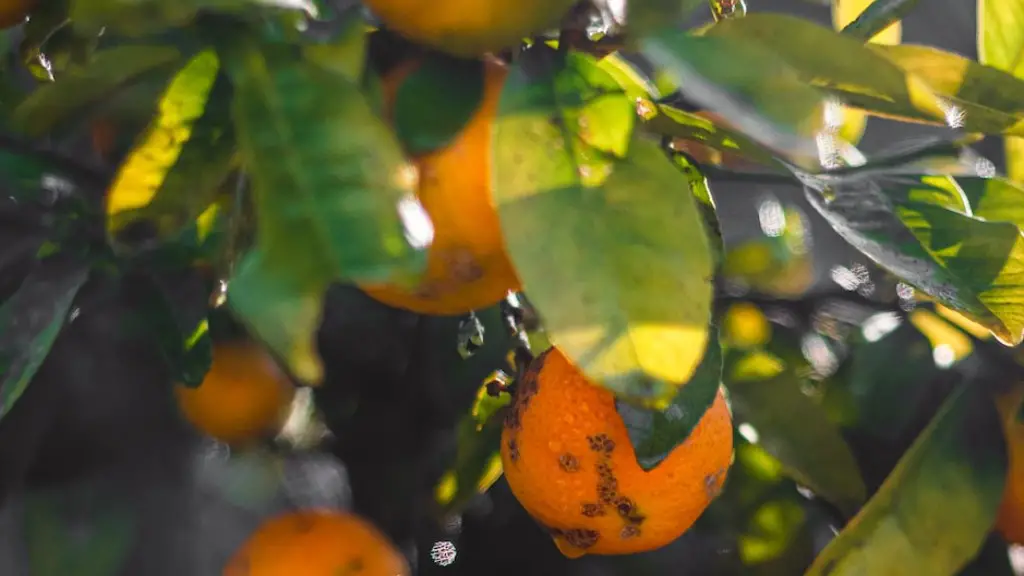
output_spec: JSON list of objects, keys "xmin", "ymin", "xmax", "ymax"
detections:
[
  {"xmin": 140, "ymin": 269, "xmax": 213, "ymax": 388},
  {"xmin": 492, "ymin": 49, "xmax": 712, "ymax": 408},
  {"xmin": 227, "ymin": 40, "xmax": 427, "ymax": 290},
  {"xmin": 873, "ymin": 44, "xmax": 1024, "ymax": 136},
  {"xmin": 824, "ymin": 316, "xmax": 940, "ymax": 441},
  {"xmin": 228, "ymin": 248, "xmax": 326, "ymax": 385},
  {"xmin": 69, "ymin": 0, "xmax": 316, "ymax": 36},
  {"xmin": 725, "ymin": 350, "xmax": 866, "ymax": 517},
  {"xmin": 436, "ymin": 397, "xmax": 508, "ymax": 515},
  {"xmin": 641, "ymin": 30, "xmax": 824, "ymax": 169},
  {"xmin": 11, "ymin": 45, "xmax": 183, "ymax": 138},
  {"xmin": 301, "ymin": 9, "xmax": 368, "ymax": 82},
  {"xmin": 701, "ymin": 14, "xmax": 949, "ymax": 128},
  {"xmin": 394, "ymin": 53, "xmax": 484, "ymax": 156},
  {"xmin": 839, "ymin": 0, "xmax": 920, "ymax": 42},
  {"xmin": 670, "ymin": 148, "xmax": 725, "ymax": 265},
  {"xmin": 106, "ymin": 50, "xmax": 237, "ymax": 251},
  {"xmin": 616, "ymin": 327, "xmax": 722, "ymax": 470},
  {"xmin": 0, "ymin": 254, "xmax": 89, "ymax": 421},
  {"xmin": 805, "ymin": 381, "xmax": 1008, "ymax": 576},
  {"xmin": 625, "ymin": 0, "xmax": 706, "ymax": 40},
  {"xmin": 958, "ymin": 175, "xmax": 1024, "ymax": 225}
]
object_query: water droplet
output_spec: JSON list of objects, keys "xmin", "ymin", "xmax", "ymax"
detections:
[
  {"xmin": 209, "ymin": 279, "xmax": 229, "ymax": 308},
  {"xmin": 710, "ymin": 0, "xmax": 746, "ymax": 21},
  {"xmin": 397, "ymin": 193, "xmax": 434, "ymax": 250},
  {"xmin": 457, "ymin": 312, "xmax": 485, "ymax": 359},
  {"xmin": 430, "ymin": 541, "xmax": 457, "ymax": 567}
]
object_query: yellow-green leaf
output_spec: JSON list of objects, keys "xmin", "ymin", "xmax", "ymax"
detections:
[
  {"xmin": 872, "ymin": 44, "xmax": 1024, "ymax": 135},
  {"xmin": 702, "ymin": 13, "xmax": 948, "ymax": 127},
  {"xmin": 978, "ymin": 0, "xmax": 1024, "ymax": 182},
  {"xmin": 805, "ymin": 382, "xmax": 1007, "ymax": 576},
  {"xmin": 105, "ymin": 50, "xmax": 234, "ymax": 248}
]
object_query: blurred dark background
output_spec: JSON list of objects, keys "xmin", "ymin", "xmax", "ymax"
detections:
[{"xmin": 0, "ymin": 1, "xmax": 1012, "ymax": 575}]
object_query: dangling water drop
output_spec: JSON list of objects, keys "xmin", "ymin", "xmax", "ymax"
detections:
[
  {"xmin": 210, "ymin": 279, "xmax": 229, "ymax": 308},
  {"xmin": 457, "ymin": 312, "xmax": 485, "ymax": 358},
  {"xmin": 710, "ymin": 0, "xmax": 747, "ymax": 21}
]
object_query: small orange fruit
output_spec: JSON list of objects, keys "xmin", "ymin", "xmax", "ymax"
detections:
[
  {"xmin": 224, "ymin": 510, "xmax": 411, "ymax": 576},
  {"xmin": 0, "ymin": 0, "xmax": 36, "ymax": 29},
  {"xmin": 501, "ymin": 347, "xmax": 733, "ymax": 558},
  {"xmin": 175, "ymin": 342, "xmax": 295, "ymax": 446},
  {"xmin": 363, "ymin": 0, "xmax": 576, "ymax": 57},
  {"xmin": 359, "ymin": 58, "xmax": 521, "ymax": 315},
  {"xmin": 995, "ymin": 384, "xmax": 1024, "ymax": 544}
]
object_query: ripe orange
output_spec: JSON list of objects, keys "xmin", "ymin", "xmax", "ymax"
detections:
[
  {"xmin": 175, "ymin": 342, "xmax": 295, "ymax": 446},
  {"xmin": 995, "ymin": 384, "xmax": 1024, "ymax": 544},
  {"xmin": 0, "ymin": 0, "xmax": 35, "ymax": 29},
  {"xmin": 363, "ymin": 0, "xmax": 576, "ymax": 57},
  {"xmin": 224, "ymin": 510, "xmax": 411, "ymax": 576},
  {"xmin": 359, "ymin": 58, "xmax": 521, "ymax": 315},
  {"xmin": 501, "ymin": 347, "xmax": 734, "ymax": 558}
]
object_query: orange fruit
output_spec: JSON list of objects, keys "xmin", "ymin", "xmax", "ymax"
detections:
[
  {"xmin": 175, "ymin": 342, "xmax": 295, "ymax": 446},
  {"xmin": 359, "ymin": 58, "xmax": 521, "ymax": 315},
  {"xmin": 0, "ymin": 0, "xmax": 35, "ymax": 29},
  {"xmin": 995, "ymin": 384, "xmax": 1024, "ymax": 544},
  {"xmin": 501, "ymin": 347, "xmax": 734, "ymax": 558},
  {"xmin": 363, "ymin": 0, "xmax": 576, "ymax": 57},
  {"xmin": 224, "ymin": 510, "xmax": 411, "ymax": 576}
]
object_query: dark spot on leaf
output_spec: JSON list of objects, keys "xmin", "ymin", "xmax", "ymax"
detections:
[
  {"xmin": 581, "ymin": 502, "xmax": 605, "ymax": 517},
  {"xmin": 559, "ymin": 453, "xmax": 579, "ymax": 472}
]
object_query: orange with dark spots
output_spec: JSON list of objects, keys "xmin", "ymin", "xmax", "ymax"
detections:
[
  {"xmin": 995, "ymin": 384, "xmax": 1024, "ymax": 544},
  {"xmin": 358, "ymin": 58, "xmax": 521, "ymax": 315},
  {"xmin": 501, "ymin": 347, "xmax": 733, "ymax": 558},
  {"xmin": 224, "ymin": 510, "xmax": 410, "ymax": 576}
]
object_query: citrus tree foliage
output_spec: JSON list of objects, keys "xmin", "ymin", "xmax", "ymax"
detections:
[{"xmin": 2, "ymin": 0, "xmax": 1024, "ymax": 574}]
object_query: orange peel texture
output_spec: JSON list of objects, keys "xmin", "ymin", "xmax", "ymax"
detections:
[
  {"xmin": 224, "ymin": 510, "xmax": 411, "ymax": 576},
  {"xmin": 995, "ymin": 385, "xmax": 1024, "ymax": 545}
]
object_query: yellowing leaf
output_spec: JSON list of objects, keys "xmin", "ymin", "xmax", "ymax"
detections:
[
  {"xmin": 978, "ymin": 0, "xmax": 1024, "ymax": 183},
  {"xmin": 106, "ymin": 50, "xmax": 221, "ymax": 224}
]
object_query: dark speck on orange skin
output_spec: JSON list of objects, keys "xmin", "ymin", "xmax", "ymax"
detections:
[{"xmin": 559, "ymin": 453, "xmax": 580, "ymax": 472}]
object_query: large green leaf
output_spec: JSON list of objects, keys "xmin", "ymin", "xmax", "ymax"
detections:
[
  {"xmin": 958, "ymin": 175, "xmax": 1024, "ymax": 224},
  {"xmin": 701, "ymin": 14, "xmax": 949, "ymax": 128},
  {"xmin": 0, "ymin": 255, "xmax": 89, "ymax": 421},
  {"xmin": 873, "ymin": 44, "xmax": 1024, "ymax": 135},
  {"xmin": 805, "ymin": 381, "xmax": 1007, "ymax": 575},
  {"xmin": 492, "ymin": 48, "xmax": 712, "ymax": 408},
  {"xmin": 106, "ymin": 50, "xmax": 237, "ymax": 251},
  {"xmin": 227, "ymin": 40, "xmax": 426, "ymax": 285},
  {"xmin": 725, "ymin": 349, "xmax": 866, "ymax": 517},
  {"xmin": 640, "ymin": 30, "xmax": 824, "ymax": 170},
  {"xmin": 616, "ymin": 327, "xmax": 722, "ymax": 470},
  {"xmin": 11, "ymin": 45, "xmax": 183, "ymax": 138}
]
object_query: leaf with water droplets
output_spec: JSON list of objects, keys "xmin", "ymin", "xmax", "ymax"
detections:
[
  {"xmin": 0, "ymin": 254, "xmax": 89, "ymax": 422},
  {"xmin": 800, "ymin": 148, "xmax": 1024, "ymax": 345},
  {"xmin": 492, "ymin": 48, "xmax": 713, "ymax": 408}
]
